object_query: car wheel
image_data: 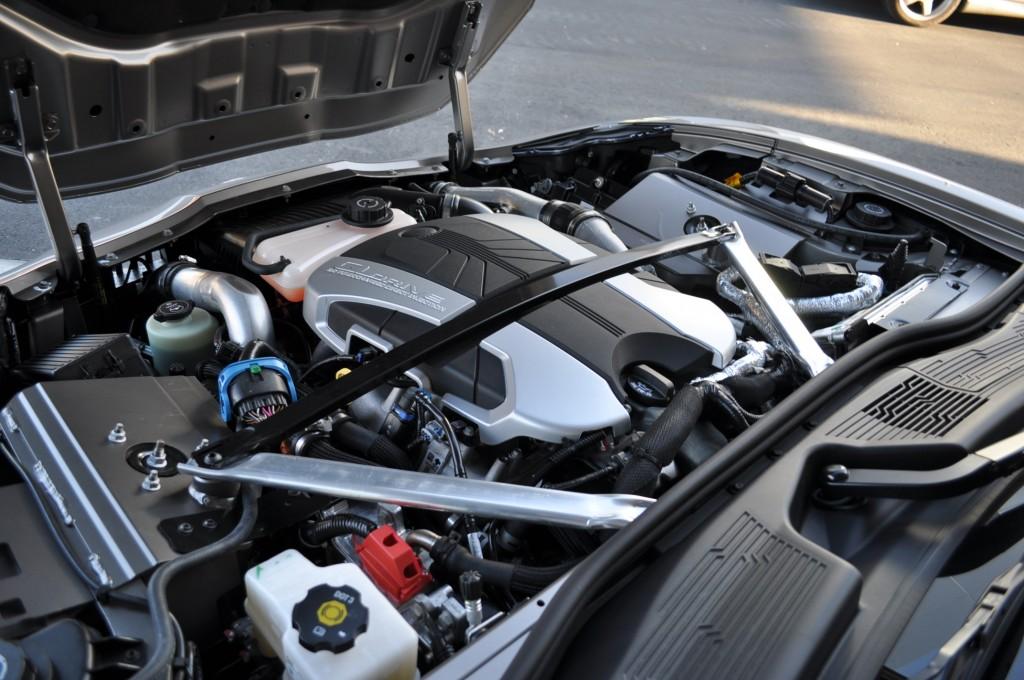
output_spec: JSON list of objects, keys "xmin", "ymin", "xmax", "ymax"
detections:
[{"xmin": 884, "ymin": 0, "xmax": 963, "ymax": 26}]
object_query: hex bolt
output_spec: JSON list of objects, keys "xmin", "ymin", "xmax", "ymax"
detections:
[
  {"xmin": 201, "ymin": 518, "xmax": 218, "ymax": 530},
  {"xmin": 177, "ymin": 522, "xmax": 194, "ymax": 535},
  {"xmin": 194, "ymin": 438, "xmax": 210, "ymax": 452},
  {"xmin": 141, "ymin": 470, "xmax": 162, "ymax": 492},
  {"xmin": 593, "ymin": 176, "xmax": 605, "ymax": 189},
  {"xmin": 108, "ymin": 422, "xmax": 127, "ymax": 444},
  {"xmin": 203, "ymin": 451, "xmax": 223, "ymax": 466},
  {"xmin": 686, "ymin": 202, "xmax": 697, "ymax": 215},
  {"xmin": 824, "ymin": 464, "xmax": 849, "ymax": 484},
  {"xmin": 145, "ymin": 440, "xmax": 168, "ymax": 470}
]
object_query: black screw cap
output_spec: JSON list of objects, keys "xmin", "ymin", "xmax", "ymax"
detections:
[
  {"xmin": 346, "ymin": 196, "xmax": 394, "ymax": 227},
  {"xmin": 291, "ymin": 584, "xmax": 369, "ymax": 654},
  {"xmin": 153, "ymin": 299, "xmax": 194, "ymax": 322}
]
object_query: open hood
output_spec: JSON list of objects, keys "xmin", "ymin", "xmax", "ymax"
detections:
[{"xmin": 0, "ymin": 0, "xmax": 531, "ymax": 201}]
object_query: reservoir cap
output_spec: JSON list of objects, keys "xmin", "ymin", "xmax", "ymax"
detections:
[
  {"xmin": 292, "ymin": 584, "xmax": 369, "ymax": 654},
  {"xmin": 153, "ymin": 299, "xmax": 194, "ymax": 322}
]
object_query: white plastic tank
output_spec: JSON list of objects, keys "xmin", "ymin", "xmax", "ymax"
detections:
[
  {"xmin": 252, "ymin": 199, "xmax": 416, "ymax": 302},
  {"xmin": 244, "ymin": 549, "xmax": 418, "ymax": 680}
]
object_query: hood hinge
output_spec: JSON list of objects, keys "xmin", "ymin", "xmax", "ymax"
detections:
[
  {"xmin": 4, "ymin": 58, "xmax": 81, "ymax": 285},
  {"xmin": 440, "ymin": 1, "xmax": 481, "ymax": 177}
]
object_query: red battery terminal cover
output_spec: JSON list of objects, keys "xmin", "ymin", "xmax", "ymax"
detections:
[{"xmin": 355, "ymin": 525, "xmax": 432, "ymax": 604}]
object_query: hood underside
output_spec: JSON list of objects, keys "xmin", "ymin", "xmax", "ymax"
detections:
[{"xmin": 0, "ymin": 0, "xmax": 531, "ymax": 201}]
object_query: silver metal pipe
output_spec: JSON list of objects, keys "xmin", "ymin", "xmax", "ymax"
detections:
[
  {"xmin": 718, "ymin": 224, "xmax": 833, "ymax": 376},
  {"xmin": 433, "ymin": 183, "xmax": 547, "ymax": 218},
  {"xmin": 179, "ymin": 454, "xmax": 653, "ymax": 530},
  {"xmin": 164, "ymin": 265, "xmax": 275, "ymax": 346},
  {"xmin": 432, "ymin": 183, "xmax": 630, "ymax": 253}
]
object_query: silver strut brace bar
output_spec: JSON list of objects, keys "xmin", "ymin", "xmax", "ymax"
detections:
[
  {"xmin": 719, "ymin": 223, "xmax": 834, "ymax": 376},
  {"xmin": 179, "ymin": 455, "xmax": 654, "ymax": 530}
]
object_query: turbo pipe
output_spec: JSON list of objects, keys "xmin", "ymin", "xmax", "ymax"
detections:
[
  {"xmin": 431, "ymin": 183, "xmax": 629, "ymax": 253},
  {"xmin": 158, "ymin": 262, "xmax": 275, "ymax": 346}
]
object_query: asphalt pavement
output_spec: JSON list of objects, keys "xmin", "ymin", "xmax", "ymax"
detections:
[{"xmin": 2, "ymin": 0, "xmax": 1024, "ymax": 270}]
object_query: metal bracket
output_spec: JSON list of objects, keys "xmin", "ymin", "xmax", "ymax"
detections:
[
  {"xmin": 4, "ymin": 59, "xmax": 81, "ymax": 284},
  {"xmin": 440, "ymin": 1, "xmax": 480, "ymax": 174}
]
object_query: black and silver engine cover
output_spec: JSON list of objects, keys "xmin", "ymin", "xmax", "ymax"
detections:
[{"xmin": 303, "ymin": 213, "xmax": 735, "ymax": 444}]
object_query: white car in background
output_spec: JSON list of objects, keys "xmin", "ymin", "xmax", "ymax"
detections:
[{"xmin": 886, "ymin": 0, "xmax": 1024, "ymax": 26}]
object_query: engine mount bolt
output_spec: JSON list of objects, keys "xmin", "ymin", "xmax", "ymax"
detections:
[
  {"xmin": 177, "ymin": 522, "xmax": 194, "ymax": 535},
  {"xmin": 145, "ymin": 440, "xmax": 168, "ymax": 469},
  {"xmin": 824, "ymin": 464, "xmax": 849, "ymax": 484},
  {"xmin": 108, "ymin": 422, "xmax": 127, "ymax": 444},
  {"xmin": 202, "ymin": 518, "xmax": 218, "ymax": 530},
  {"xmin": 141, "ymin": 470, "xmax": 162, "ymax": 492}
]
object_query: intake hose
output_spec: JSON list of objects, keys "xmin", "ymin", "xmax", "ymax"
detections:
[
  {"xmin": 157, "ymin": 262, "xmax": 275, "ymax": 346},
  {"xmin": 330, "ymin": 420, "xmax": 413, "ymax": 470},
  {"xmin": 613, "ymin": 385, "xmax": 705, "ymax": 496},
  {"xmin": 430, "ymin": 183, "xmax": 629, "ymax": 253},
  {"xmin": 302, "ymin": 515, "xmax": 377, "ymax": 544},
  {"xmin": 407, "ymin": 530, "xmax": 572, "ymax": 595}
]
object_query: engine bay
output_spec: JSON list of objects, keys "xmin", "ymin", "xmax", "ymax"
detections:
[{"xmin": 0, "ymin": 132, "xmax": 1016, "ymax": 679}]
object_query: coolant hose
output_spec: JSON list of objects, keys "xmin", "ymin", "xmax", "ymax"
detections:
[
  {"xmin": 408, "ymin": 531, "xmax": 572, "ymax": 595},
  {"xmin": 157, "ymin": 262, "xmax": 275, "ymax": 346},
  {"xmin": 613, "ymin": 385, "xmax": 705, "ymax": 496},
  {"xmin": 302, "ymin": 515, "xmax": 377, "ymax": 544},
  {"xmin": 331, "ymin": 420, "xmax": 413, "ymax": 470},
  {"xmin": 133, "ymin": 485, "xmax": 260, "ymax": 680}
]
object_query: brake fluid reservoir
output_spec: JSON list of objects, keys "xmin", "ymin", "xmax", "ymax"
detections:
[
  {"xmin": 252, "ymin": 196, "xmax": 416, "ymax": 302},
  {"xmin": 145, "ymin": 300, "xmax": 217, "ymax": 375},
  {"xmin": 244, "ymin": 549, "xmax": 417, "ymax": 680}
]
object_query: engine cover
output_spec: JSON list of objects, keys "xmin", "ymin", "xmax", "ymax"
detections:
[{"xmin": 303, "ymin": 213, "xmax": 735, "ymax": 444}]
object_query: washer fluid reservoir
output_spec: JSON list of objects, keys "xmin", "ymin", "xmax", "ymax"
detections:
[
  {"xmin": 245, "ymin": 549, "xmax": 418, "ymax": 680},
  {"xmin": 252, "ymin": 196, "xmax": 416, "ymax": 302}
]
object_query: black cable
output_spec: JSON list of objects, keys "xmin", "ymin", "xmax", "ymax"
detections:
[
  {"xmin": 545, "ymin": 465, "xmax": 618, "ymax": 491},
  {"xmin": 133, "ymin": 485, "xmax": 260, "ymax": 680},
  {"xmin": 630, "ymin": 166, "xmax": 927, "ymax": 245},
  {"xmin": 0, "ymin": 437, "xmax": 103, "ymax": 591},
  {"xmin": 298, "ymin": 355, "xmax": 357, "ymax": 384},
  {"xmin": 301, "ymin": 515, "xmax": 377, "ymax": 544}
]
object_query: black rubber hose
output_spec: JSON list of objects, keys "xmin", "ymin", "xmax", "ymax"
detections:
[
  {"xmin": 613, "ymin": 385, "xmax": 705, "ymax": 496},
  {"xmin": 133, "ymin": 485, "xmax": 260, "ymax": 680},
  {"xmin": 630, "ymin": 166, "xmax": 928, "ymax": 245},
  {"xmin": 428, "ymin": 537, "xmax": 572, "ymax": 595},
  {"xmin": 331, "ymin": 420, "xmax": 413, "ymax": 470},
  {"xmin": 304, "ymin": 437, "xmax": 380, "ymax": 467},
  {"xmin": 302, "ymin": 515, "xmax": 377, "ymax": 544}
]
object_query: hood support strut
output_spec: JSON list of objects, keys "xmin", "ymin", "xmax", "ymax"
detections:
[
  {"xmin": 442, "ymin": 1, "xmax": 481, "ymax": 175},
  {"xmin": 4, "ymin": 59, "xmax": 81, "ymax": 285}
]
